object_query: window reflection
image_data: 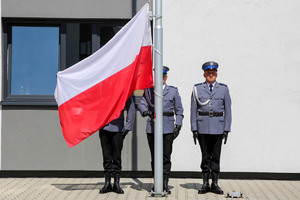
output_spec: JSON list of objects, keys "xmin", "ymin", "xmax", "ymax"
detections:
[
  {"xmin": 66, "ymin": 23, "xmax": 92, "ymax": 68},
  {"xmin": 11, "ymin": 26, "xmax": 59, "ymax": 95},
  {"xmin": 99, "ymin": 26, "xmax": 122, "ymax": 48}
]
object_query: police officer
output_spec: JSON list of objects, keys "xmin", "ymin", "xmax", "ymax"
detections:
[
  {"xmin": 190, "ymin": 61, "xmax": 232, "ymax": 195},
  {"xmin": 139, "ymin": 66, "xmax": 184, "ymax": 194},
  {"xmin": 99, "ymin": 96, "xmax": 135, "ymax": 194}
]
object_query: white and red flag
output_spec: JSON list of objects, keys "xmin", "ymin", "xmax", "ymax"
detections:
[{"xmin": 55, "ymin": 4, "xmax": 153, "ymax": 147}]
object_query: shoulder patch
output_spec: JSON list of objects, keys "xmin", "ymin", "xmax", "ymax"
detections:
[
  {"xmin": 219, "ymin": 83, "xmax": 228, "ymax": 87},
  {"xmin": 194, "ymin": 83, "xmax": 203, "ymax": 86}
]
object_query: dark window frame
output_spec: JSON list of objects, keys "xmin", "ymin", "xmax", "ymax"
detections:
[{"xmin": 2, "ymin": 18, "xmax": 128, "ymax": 106}]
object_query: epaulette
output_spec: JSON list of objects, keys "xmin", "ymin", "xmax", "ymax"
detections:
[
  {"xmin": 194, "ymin": 83, "xmax": 203, "ymax": 86},
  {"xmin": 219, "ymin": 83, "xmax": 228, "ymax": 87},
  {"xmin": 168, "ymin": 85, "xmax": 178, "ymax": 90}
]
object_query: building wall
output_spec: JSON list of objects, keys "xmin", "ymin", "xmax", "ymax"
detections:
[
  {"xmin": 1, "ymin": 0, "xmax": 300, "ymax": 173},
  {"xmin": 163, "ymin": 0, "xmax": 300, "ymax": 173},
  {"xmin": 2, "ymin": 0, "xmax": 132, "ymax": 19},
  {"xmin": 1, "ymin": 107, "xmax": 150, "ymax": 171},
  {"xmin": 0, "ymin": 0, "xmax": 151, "ymax": 171}
]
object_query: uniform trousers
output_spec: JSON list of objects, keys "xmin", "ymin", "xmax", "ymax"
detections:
[
  {"xmin": 147, "ymin": 133, "xmax": 173, "ymax": 176},
  {"xmin": 99, "ymin": 129, "xmax": 124, "ymax": 175},
  {"xmin": 198, "ymin": 134, "xmax": 223, "ymax": 175}
]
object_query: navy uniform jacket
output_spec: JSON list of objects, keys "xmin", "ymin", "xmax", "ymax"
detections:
[
  {"xmin": 138, "ymin": 85, "xmax": 184, "ymax": 134},
  {"xmin": 190, "ymin": 82, "xmax": 231, "ymax": 135},
  {"xmin": 102, "ymin": 96, "xmax": 136, "ymax": 132}
]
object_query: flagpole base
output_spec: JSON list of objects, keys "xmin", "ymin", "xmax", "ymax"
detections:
[{"xmin": 149, "ymin": 191, "xmax": 167, "ymax": 197}]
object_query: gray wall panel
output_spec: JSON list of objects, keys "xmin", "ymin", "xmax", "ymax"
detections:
[
  {"xmin": 1, "ymin": 107, "xmax": 150, "ymax": 171},
  {"xmin": 2, "ymin": 0, "xmax": 132, "ymax": 19},
  {"xmin": 137, "ymin": 0, "xmax": 150, "ymax": 12},
  {"xmin": 1, "ymin": 0, "xmax": 153, "ymax": 171}
]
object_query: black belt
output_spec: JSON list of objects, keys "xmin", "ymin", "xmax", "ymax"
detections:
[
  {"xmin": 163, "ymin": 112, "xmax": 174, "ymax": 116},
  {"xmin": 198, "ymin": 111, "xmax": 224, "ymax": 117}
]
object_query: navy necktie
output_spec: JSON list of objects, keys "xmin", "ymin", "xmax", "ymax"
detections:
[{"xmin": 209, "ymin": 84, "xmax": 213, "ymax": 93}]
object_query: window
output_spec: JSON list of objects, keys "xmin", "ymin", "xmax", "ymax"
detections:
[
  {"xmin": 11, "ymin": 26, "xmax": 59, "ymax": 95},
  {"xmin": 99, "ymin": 26, "xmax": 123, "ymax": 48},
  {"xmin": 2, "ymin": 19, "xmax": 127, "ymax": 105},
  {"xmin": 66, "ymin": 23, "xmax": 92, "ymax": 67}
]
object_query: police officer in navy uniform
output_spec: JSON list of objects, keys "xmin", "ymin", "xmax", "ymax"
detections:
[
  {"xmin": 139, "ymin": 66, "xmax": 184, "ymax": 194},
  {"xmin": 190, "ymin": 61, "xmax": 232, "ymax": 195},
  {"xmin": 99, "ymin": 96, "xmax": 135, "ymax": 194}
]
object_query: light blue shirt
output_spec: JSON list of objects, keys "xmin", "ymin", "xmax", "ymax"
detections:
[{"xmin": 206, "ymin": 82, "xmax": 216, "ymax": 90}]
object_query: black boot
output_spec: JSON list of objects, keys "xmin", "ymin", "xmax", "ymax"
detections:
[
  {"xmin": 198, "ymin": 172, "xmax": 210, "ymax": 194},
  {"xmin": 99, "ymin": 174, "xmax": 112, "ymax": 194},
  {"xmin": 150, "ymin": 186, "xmax": 154, "ymax": 192},
  {"xmin": 163, "ymin": 175, "xmax": 171, "ymax": 194},
  {"xmin": 113, "ymin": 174, "xmax": 124, "ymax": 194},
  {"xmin": 211, "ymin": 173, "xmax": 224, "ymax": 194}
]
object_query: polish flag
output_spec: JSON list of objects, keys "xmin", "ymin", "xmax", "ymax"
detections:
[{"xmin": 55, "ymin": 4, "xmax": 153, "ymax": 147}]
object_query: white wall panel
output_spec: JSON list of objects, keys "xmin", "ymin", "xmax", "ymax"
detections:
[{"xmin": 164, "ymin": 0, "xmax": 300, "ymax": 173}]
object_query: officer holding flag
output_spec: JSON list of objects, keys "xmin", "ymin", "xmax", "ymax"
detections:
[
  {"xmin": 190, "ymin": 61, "xmax": 232, "ymax": 195},
  {"xmin": 98, "ymin": 96, "xmax": 135, "ymax": 194},
  {"xmin": 139, "ymin": 66, "xmax": 184, "ymax": 194}
]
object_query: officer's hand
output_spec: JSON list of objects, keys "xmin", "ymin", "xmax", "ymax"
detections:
[
  {"xmin": 173, "ymin": 125, "xmax": 181, "ymax": 140},
  {"xmin": 223, "ymin": 131, "xmax": 229, "ymax": 144},
  {"xmin": 123, "ymin": 130, "xmax": 130, "ymax": 139},
  {"xmin": 142, "ymin": 111, "xmax": 154, "ymax": 119},
  {"xmin": 192, "ymin": 131, "xmax": 198, "ymax": 145}
]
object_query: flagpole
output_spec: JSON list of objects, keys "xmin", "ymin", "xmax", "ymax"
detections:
[{"xmin": 153, "ymin": 0, "xmax": 164, "ymax": 196}]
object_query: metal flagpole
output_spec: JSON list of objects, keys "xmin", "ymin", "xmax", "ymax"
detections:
[{"xmin": 153, "ymin": 0, "xmax": 164, "ymax": 197}]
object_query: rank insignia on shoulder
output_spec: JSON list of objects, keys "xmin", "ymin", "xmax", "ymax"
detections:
[{"xmin": 219, "ymin": 83, "xmax": 227, "ymax": 87}]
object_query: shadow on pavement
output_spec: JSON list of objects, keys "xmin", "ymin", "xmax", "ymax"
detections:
[
  {"xmin": 51, "ymin": 178, "xmax": 159, "ymax": 192},
  {"xmin": 180, "ymin": 183, "xmax": 201, "ymax": 191}
]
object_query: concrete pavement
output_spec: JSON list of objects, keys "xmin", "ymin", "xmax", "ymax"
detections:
[{"xmin": 0, "ymin": 177, "xmax": 300, "ymax": 200}]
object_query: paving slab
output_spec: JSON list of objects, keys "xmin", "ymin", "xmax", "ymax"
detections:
[{"xmin": 0, "ymin": 178, "xmax": 299, "ymax": 200}]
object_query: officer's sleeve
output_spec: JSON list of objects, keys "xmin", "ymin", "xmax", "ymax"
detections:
[
  {"xmin": 224, "ymin": 87, "xmax": 232, "ymax": 132},
  {"xmin": 174, "ymin": 89, "xmax": 184, "ymax": 126},
  {"xmin": 190, "ymin": 91, "xmax": 198, "ymax": 132},
  {"xmin": 124, "ymin": 95, "xmax": 136, "ymax": 131},
  {"xmin": 138, "ymin": 94, "xmax": 148, "ymax": 115}
]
